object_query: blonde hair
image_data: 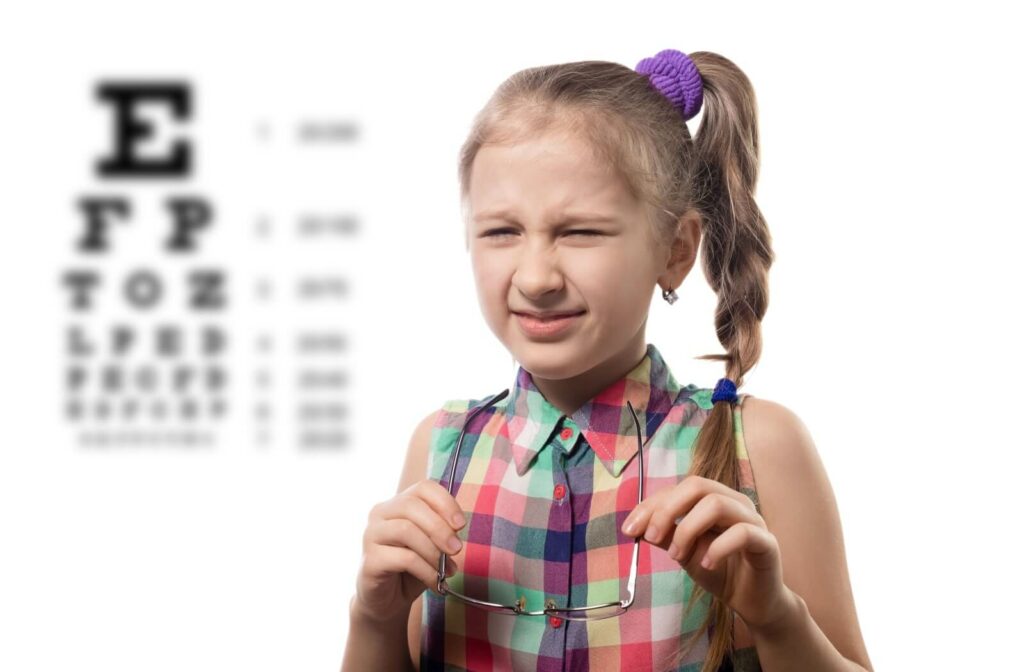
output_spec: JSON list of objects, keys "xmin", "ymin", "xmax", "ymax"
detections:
[{"xmin": 457, "ymin": 51, "xmax": 774, "ymax": 671}]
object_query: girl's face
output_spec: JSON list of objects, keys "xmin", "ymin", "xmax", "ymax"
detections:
[{"xmin": 467, "ymin": 125, "xmax": 681, "ymax": 392}]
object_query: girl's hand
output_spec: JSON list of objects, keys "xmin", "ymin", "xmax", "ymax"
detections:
[
  {"xmin": 620, "ymin": 474, "xmax": 793, "ymax": 633},
  {"xmin": 355, "ymin": 479, "xmax": 467, "ymax": 624}
]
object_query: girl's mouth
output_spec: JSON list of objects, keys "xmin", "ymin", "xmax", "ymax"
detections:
[{"xmin": 513, "ymin": 311, "xmax": 585, "ymax": 339}]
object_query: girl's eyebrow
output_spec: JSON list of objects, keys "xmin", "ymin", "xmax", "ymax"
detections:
[{"xmin": 473, "ymin": 209, "xmax": 618, "ymax": 225}]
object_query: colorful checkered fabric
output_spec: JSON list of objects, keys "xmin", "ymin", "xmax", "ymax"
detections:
[{"xmin": 420, "ymin": 343, "xmax": 762, "ymax": 671}]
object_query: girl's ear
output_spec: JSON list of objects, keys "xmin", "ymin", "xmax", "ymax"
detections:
[{"xmin": 659, "ymin": 210, "xmax": 702, "ymax": 287}]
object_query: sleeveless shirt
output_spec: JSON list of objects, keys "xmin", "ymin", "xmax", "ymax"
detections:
[{"xmin": 420, "ymin": 343, "xmax": 763, "ymax": 672}]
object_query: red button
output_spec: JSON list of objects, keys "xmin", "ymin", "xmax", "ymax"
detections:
[
  {"xmin": 560, "ymin": 427, "xmax": 573, "ymax": 440},
  {"xmin": 549, "ymin": 616, "xmax": 563, "ymax": 628},
  {"xmin": 553, "ymin": 484, "xmax": 566, "ymax": 500}
]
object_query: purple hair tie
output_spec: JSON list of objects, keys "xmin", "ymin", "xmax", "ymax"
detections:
[
  {"xmin": 712, "ymin": 377, "xmax": 738, "ymax": 404},
  {"xmin": 635, "ymin": 49, "xmax": 704, "ymax": 121}
]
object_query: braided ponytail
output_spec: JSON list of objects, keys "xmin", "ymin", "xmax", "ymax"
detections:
[{"xmin": 676, "ymin": 50, "xmax": 775, "ymax": 672}]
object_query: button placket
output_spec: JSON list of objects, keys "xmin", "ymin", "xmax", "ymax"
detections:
[
  {"xmin": 556, "ymin": 418, "xmax": 577, "ymax": 453},
  {"xmin": 544, "ymin": 449, "xmax": 571, "ymax": 640},
  {"xmin": 552, "ymin": 424, "xmax": 571, "ymax": 503}
]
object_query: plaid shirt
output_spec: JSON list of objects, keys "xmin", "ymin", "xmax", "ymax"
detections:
[{"xmin": 420, "ymin": 343, "xmax": 762, "ymax": 671}]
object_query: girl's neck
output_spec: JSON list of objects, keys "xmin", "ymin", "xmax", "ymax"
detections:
[{"xmin": 529, "ymin": 335, "xmax": 648, "ymax": 417}]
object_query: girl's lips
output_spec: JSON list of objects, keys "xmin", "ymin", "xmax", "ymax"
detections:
[{"xmin": 513, "ymin": 311, "xmax": 585, "ymax": 339}]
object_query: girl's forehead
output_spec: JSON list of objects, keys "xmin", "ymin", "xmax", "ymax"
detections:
[
  {"xmin": 477, "ymin": 126, "xmax": 603, "ymax": 168},
  {"xmin": 470, "ymin": 136, "xmax": 633, "ymax": 216}
]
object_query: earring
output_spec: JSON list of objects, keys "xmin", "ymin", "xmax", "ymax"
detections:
[{"xmin": 662, "ymin": 287, "xmax": 678, "ymax": 305}]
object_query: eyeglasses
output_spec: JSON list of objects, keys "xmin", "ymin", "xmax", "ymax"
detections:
[{"xmin": 435, "ymin": 388, "xmax": 645, "ymax": 621}]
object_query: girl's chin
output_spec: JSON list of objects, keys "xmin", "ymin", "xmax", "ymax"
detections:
[{"xmin": 507, "ymin": 338, "xmax": 594, "ymax": 371}]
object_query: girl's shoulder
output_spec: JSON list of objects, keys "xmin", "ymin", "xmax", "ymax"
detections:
[
  {"xmin": 429, "ymin": 395, "xmax": 498, "ymax": 432},
  {"xmin": 431, "ymin": 398, "xmax": 472, "ymax": 429},
  {"xmin": 673, "ymin": 387, "xmax": 761, "ymax": 515},
  {"xmin": 426, "ymin": 393, "xmax": 506, "ymax": 457}
]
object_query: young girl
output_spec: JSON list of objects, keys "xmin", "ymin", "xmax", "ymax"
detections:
[{"xmin": 342, "ymin": 49, "xmax": 872, "ymax": 672}]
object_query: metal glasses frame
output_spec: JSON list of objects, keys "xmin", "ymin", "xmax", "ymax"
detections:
[{"xmin": 435, "ymin": 389, "xmax": 645, "ymax": 621}]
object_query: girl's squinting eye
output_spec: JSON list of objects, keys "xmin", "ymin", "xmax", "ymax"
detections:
[
  {"xmin": 482, "ymin": 228, "xmax": 516, "ymax": 238},
  {"xmin": 480, "ymin": 228, "xmax": 604, "ymax": 239}
]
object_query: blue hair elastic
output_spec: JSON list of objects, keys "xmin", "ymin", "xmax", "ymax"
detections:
[{"xmin": 712, "ymin": 377, "xmax": 738, "ymax": 404}]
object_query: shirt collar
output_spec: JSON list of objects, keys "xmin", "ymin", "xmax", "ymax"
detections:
[{"xmin": 502, "ymin": 343, "xmax": 683, "ymax": 478}]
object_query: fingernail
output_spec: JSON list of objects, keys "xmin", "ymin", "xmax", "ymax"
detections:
[
  {"xmin": 668, "ymin": 543, "xmax": 679, "ymax": 560},
  {"xmin": 452, "ymin": 512, "xmax": 466, "ymax": 528},
  {"xmin": 644, "ymin": 525, "xmax": 659, "ymax": 543},
  {"xmin": 447, "ymin": 536, "xmax": 462, "ymax": 553},
  {"xmin": 622, "ymin": 518, "xmax": 637, "ymax": 536}
]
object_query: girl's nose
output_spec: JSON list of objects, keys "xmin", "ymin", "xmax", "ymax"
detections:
[{"xmin": 512, "ymin": 249, "xmax": 565, "ymax": 299}]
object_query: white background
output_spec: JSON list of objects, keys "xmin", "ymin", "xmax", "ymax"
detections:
[{"xmin": 1, "ymin": 1, "xmax": 1020, "ymax": 670}]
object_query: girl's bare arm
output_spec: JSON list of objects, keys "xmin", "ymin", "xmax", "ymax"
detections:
[
  {"xmin": 741, "ymin": 398, "xmax": 873, "ymax": 670},
  {"xmin": 340, "ymin": 409, "xmax": 442, "ymax": 672}
]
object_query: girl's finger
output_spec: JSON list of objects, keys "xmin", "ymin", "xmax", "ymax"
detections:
[
  {"xmin": 365, "ymin": 544, "xmax": 449, "ymax": 594},
  {"xmin": 666, "ymin": 493, "xmax": 763, "ymax": 564},
  {"xmin": 644, "ymin": 476, "xmax": 762, "ymax": 546},
  {"xmin": 621, "ymin": 477, "xmax": 703, "ymax": 543},
  {"xmin": 621, "ymin": 488, "xmax": 685, "ymax": 544},
  {"xmin": 700, "ymin": 521, "xmax": 777, "ymax": 572},
  {"xmin": 367, "ymin": 517, "xmax": 454, "ymax": 571},
  {"xmin": 620, "ymin": 497, "xmax": 657, "ymax": 539},
  {"xmin": 413, "ymin": 479, "xmax": 468, "ymax": 530},
  {"xmin": 621, "ymin": 489, "xmax": 696, "ymax": 547},
  {"xmin": 374, "ymin": 491, "xmax": 464, "ymax": 559}
]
